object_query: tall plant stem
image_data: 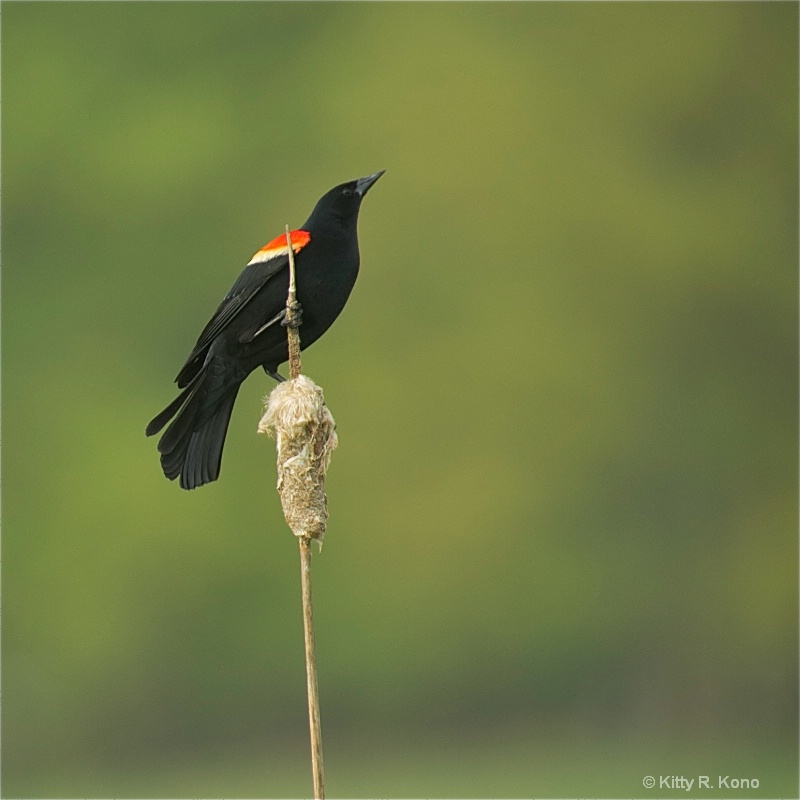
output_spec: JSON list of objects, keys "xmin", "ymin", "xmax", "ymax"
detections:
[
  {"xmin": 299, "ymin": 535, "xmax": 324, "ymax": 799},
  {"xmin": 285, "ymin": 225, "xmax": 302, "ymax": 379},
  {"xmin": 284, "ymin": 226, "xmax": 324, "ymax": 798}
]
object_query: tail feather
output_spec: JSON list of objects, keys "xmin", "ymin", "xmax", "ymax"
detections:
[
  {"xmin": 145, "ymin": 368, "xmax": 204, "ymax": 438},
  {"xmin": 179, "ymin": 389, "xmax": 238, "ymax": 489},
  {"xmin": 147, "ymin": 362, "xmax": 240, "ymax": 490},
  {"xmin": 161, "ymin": 425, "xmax": 192, "ymax": 482},
  {"xmin": 157, "ymin": 383, "xmax": 204, "ymax": 456}
]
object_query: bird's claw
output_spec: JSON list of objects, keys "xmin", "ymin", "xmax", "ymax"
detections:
[{"xmin": 282, "ymin": 300, "xmax": 303, "ymax": 329}]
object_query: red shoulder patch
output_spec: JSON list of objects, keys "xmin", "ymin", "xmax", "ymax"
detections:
[{"xmin": 247, "ymin": 229, "xmax": 311, "ymax": 265}]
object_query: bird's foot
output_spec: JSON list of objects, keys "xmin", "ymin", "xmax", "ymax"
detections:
[{"xmin": 282, "ymin": 300, "xmax": 303, "ymax": 329}]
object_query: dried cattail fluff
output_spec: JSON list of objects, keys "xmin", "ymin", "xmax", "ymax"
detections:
[{"xmin": 258, "ymin": 375, "xmax": 338, "ymax": 542}]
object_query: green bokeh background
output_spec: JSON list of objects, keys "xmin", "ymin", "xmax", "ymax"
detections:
[{"xmin": 3, "ymin": 2, "xmax": 797, "ymax": 797}]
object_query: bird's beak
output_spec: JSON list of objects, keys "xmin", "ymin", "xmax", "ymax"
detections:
[{"xmin": 355, "ymin": 170, "xmax": 385, "ymax": 197}]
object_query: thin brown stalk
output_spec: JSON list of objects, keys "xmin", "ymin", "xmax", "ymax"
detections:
[
  {"xmin": 299, "ymin": 535, "xmax": 324, "ymax": 799},
  {"xmin": 282, "ymin": 225, "xmax": 325, "ymax": 798},
  {"xmin": 284, "ymin": 225, "xmax": 302, "ymax": 379}
]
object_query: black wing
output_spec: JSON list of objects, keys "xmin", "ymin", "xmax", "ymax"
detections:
[{"xmin": 175, "ymin": 254, "xmax": 290, "ymax": 388}]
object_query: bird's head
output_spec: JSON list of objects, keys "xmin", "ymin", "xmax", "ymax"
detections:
[{"xmin": 305, "ymin": 170, "xmax": 385, "ymax": 227}]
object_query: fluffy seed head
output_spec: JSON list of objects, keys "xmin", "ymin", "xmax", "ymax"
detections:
[{"xmin": 258, "ymin": 375, "xmax": 338, "ymax": 542}]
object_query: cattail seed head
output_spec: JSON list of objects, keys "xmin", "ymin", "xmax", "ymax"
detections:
[{"xmin": 259, "ymin": 375, "xmax": 338, "ymax": 542}]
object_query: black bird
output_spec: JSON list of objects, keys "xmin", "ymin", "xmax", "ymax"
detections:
[{"xmin": 146, "ymin": 171, "xmax": 384, "ymax": 490}]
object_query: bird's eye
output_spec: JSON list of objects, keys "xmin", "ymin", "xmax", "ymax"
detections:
[{"xmin": 342, "ymin": 187, "xmax": 354, "ymax": 196}]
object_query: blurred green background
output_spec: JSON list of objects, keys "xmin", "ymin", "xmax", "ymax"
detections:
[{"xmin": 3, "ymin": 2, "xmax": 797, "ymax": 797}]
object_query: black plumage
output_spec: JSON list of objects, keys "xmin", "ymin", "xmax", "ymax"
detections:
[{"xmin": 146, "ymin": 171, "xmax": 384, "ymax": 489}]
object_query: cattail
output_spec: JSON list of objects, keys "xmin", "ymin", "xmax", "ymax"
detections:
[
  {"xmin": 258, "ymin": 226, "xmax": 329, "ymax": 799},
  {"xmin": 258, "ymin": 375, "xmax": 337, "ymax": 543}
]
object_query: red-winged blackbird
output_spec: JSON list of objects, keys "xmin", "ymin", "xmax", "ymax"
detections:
[{"xmin": 146, "ymin": 171, "xmax": 384, "ymax": 490}]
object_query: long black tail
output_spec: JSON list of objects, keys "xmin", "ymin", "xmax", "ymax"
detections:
[{"xmin": 146, "ymin": 364, "xmax": 241, "ymax": 490}]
